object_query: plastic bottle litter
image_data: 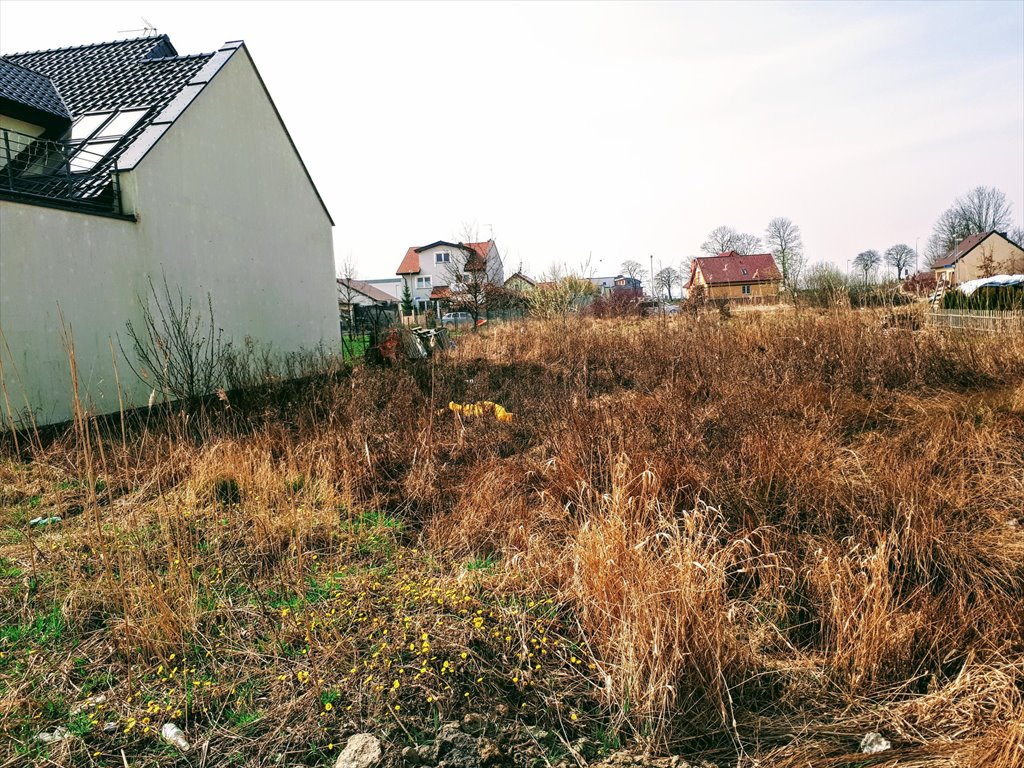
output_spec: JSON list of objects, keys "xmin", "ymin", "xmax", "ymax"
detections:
[
  {"xmin": 160, "ymin": 722, "xmax": 190, "ymax": 752},
  {"xmin": 36, "ymin": 727, "xmax": 70, "ymax": 744}
]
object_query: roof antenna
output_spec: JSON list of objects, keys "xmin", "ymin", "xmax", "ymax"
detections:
[{"xmin": 117, "ymin": 17, "xmax": 158, "ymax": 37}]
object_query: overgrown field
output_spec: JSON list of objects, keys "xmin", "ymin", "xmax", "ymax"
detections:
[{"xmin": 2, "ymin": 309, "xmax": 1023, "ymax": 767}]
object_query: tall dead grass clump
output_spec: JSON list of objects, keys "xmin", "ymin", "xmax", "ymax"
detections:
[{"xmin": 568, "ymin": 458, "xmax": 752, "ymax": 748}]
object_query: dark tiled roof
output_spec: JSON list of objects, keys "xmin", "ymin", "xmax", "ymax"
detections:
[
  {"xmin": 0, "ymin": 57, "xmax": 70, "ymax": 128},
  {"xmin": 690, "ymin": 252, "xmax": 782, "ymax": 286},
  {"xmin": 2, "ymin": 35, "xmax": 217, "ymax": 206},
  {"xmin": 5, "ymin": 35, "xmax": 209, "ymax": 116}
]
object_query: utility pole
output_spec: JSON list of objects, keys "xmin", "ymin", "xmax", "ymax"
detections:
[{"xmin": 649, "ymin": 254, "xmax": 655, "ymax": 299}]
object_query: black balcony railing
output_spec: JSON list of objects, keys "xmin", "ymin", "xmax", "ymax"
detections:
[{"xmin": 0, "ymin": 128, "xmax": 124, "ymax": 215}]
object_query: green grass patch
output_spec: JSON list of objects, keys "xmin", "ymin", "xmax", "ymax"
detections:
[{"xmin": 1, "ymin": 602, "xmax": 64, "ymax": 646}]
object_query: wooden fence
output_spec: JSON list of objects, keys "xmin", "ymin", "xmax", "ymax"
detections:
[{"xmin": 926, "ymin": 308, "xmax": 1024, "ymax": 333}]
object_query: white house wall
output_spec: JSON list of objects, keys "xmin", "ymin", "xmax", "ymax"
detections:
[
  {"xmin": 0, "ymin": 47, "xmax": 337, "ymax": 427},
  {"xmin": 404, "ymin": 243, "xmax": 504, "ymax": 304},
  {"xmin": 410, "ymin": 245, "xmax": 459, "ymax": 303}
]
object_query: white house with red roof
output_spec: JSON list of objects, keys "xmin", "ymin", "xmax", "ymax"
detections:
[
  {"xmin": 686, "ymin": 251, "xmax": 782, "ymax": 301},
  {"xmin": 395, "ymin": 239, "xmax": 504, "ymax": 312}
]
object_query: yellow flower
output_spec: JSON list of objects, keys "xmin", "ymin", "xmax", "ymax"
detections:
[{"xmin": 324, "ymin": 702, "xmax": 333, "ymax": 711}]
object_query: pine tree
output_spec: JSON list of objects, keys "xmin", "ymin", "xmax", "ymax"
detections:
[{"xmin": 401, "ymin": 281, "xmax": 414, "ymax": 316}]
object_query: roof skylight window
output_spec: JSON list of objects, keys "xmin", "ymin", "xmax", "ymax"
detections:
[
  {"xmin": 66, "ymin": 107, "xmax": 151, "ymax": 173},
  {"xmin": 94, "ymin": 109, "xmax": 148, "ymax": 140},
  {"xmin": 69, "ymin": 141, "xmax": 118, "ymax": 172},
  {"xmin": 70, "ymin": 112, "xmax": 113, "ymax": 140}
]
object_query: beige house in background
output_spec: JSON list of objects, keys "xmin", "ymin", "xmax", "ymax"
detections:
[
  {"xmin": 0, "ymin": 35, "xmax": 338, "ymax": 427},
  {"xmin": 504, "ymin": 271, "xmax": 536, "ymax": 293},
  {"xmin": 686, "ymin": 251, "xmax": 782, "ymax": 301},
  {"xmin": 932, "ymin": 231, "xmax": 1024, "ymax": 286}
]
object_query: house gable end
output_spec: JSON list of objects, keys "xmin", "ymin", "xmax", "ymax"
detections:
[{"xmin": 117, "ymin": 43, "xmax": 332, "ymax": 226}]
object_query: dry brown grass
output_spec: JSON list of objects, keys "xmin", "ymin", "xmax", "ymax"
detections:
[{"xmin": 2, "ymin": 307, "xmax": 1023, "ymax": 766}]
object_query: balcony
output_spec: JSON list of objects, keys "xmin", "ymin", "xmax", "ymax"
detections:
[{"xmin": 0, "ymin": 128, "xmax": 126, "ymax": 216}]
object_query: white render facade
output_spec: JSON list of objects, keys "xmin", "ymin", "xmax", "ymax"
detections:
[{"xmin": 0, "ymin": 39, "xmax": 338, "ymax": 426}]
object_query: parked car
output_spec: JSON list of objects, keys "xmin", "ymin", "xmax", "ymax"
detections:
[{"xmin": 441, "ymin": 311, "xmax": 474, "ymax": 327}]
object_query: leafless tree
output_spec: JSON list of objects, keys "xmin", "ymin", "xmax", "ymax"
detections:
[
  {"xmin": 678, "ymin": 256, "xmax": 694, "ymax": 294},
  {"xmin": 764, "ymin": 217, "xmax": 805, "ymax": 291},
  {"xmin": 442, "ymin": 223, "xmax": 504, "ymax": 326},
  {"xmin": 883, "ymin": 243, "xmax": 916, "ymax": 280},
  {"xmin": 120, "ymin": 275, "xmax": 227, "ymax": 402},
  {"xmin": 1009, "ymin": 226, "xmax": 1024, "ymax": 248},
  {"xmin": 802, "ymin": 261, "xmax": 849, "ymax": 305},
  {"xmin": 733, "ymin": 232, "xmax": 763, "ymax": 255},
  {"xmin": 929, "ymin": 186, "xmax": 1014, "ymax": 257},
  {"xmin": 654, "ymin": 266, "xmax": 681, "ymax": 300},
  {"xmin": 852, "ymin": 249, "xmax": 881, "ymax": 285},
  {"xmin": 701, "ymin": 225, "xmax": 761, "ymax": 256},
  {"xmin": 620, "ymin": 259, "xmax": 646, "ymax": 283},
  {"xmin": 978, "ymin": 243, "xmax": 998, "ymax": 278},
  {"xmin": 701, "ymin": 226, "xmax": 738, "ymax": 255},
  {"xmin": 337, "ymin": 253, "xmax": 359, "ymax": 330},
  {"xmin": 957, "ymin": 186, "xmax": 1014, "ymax": 233},
  {"xmin": 528, "ymin": 263, "xmax": 598, "ymax": 318}
]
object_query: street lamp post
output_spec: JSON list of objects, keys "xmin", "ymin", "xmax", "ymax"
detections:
[{"xmin": 649, "ymin": 254, "xmax": 655, "ymax": 299}]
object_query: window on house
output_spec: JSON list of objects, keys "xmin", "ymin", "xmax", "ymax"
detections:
[
  {"xmin": 70, "ymin": 113, "xmax": 113, "ymax": 140},
  {"xmin": 93, "ymin": 109, "xmax": 148, "ymax": 139},
  {"xmin": 416, "ymin": 276, "xmax": 432, "ymax": 288},
  {"xmin": 67, "ymin": 108, "xmax": 150, "ymax": 173},
  {"xmin": 69, "ymin": 141, "xmax": 119, "ymax": 172},
  {"xmin": 742, "ymin": 285, "xmax": 751, "ymax": 295},
  {"xmin": 435, "ymin": 252, "xmax": 451, "ymax": 264},
  {"xmin": 741, "ymin": 268, "xmax": 748, "ymax": 276}
]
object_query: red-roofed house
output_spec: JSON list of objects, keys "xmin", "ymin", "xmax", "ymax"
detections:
[
  {"xmin": 686, "ymin": 251, "xmax": 782, "ymax": 301},
  {"xmin": 395, "ymin": 239, "xmax": 504, "ymax": 312},
  {"xmin": 932, "ymin": 231, "xmax": 1024, "ymax": 287}
]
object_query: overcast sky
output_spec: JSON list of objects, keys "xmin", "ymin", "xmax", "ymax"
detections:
[{"xmin": 3, "ymin": 1, "xmax": 1022, "ymax": 280}]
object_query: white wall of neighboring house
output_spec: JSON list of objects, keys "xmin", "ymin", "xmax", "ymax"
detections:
[
  {"xmin": 482, "ymin": 242, "xmax": 505, "ymax": 286},
  {"xmin": 406, "ymin": 244, "xmax": 460, "ymax": 304},
  {"xmin": 364, "ymin": 278, "xmax": 402, "ymax": 300},
  {"xmin": 0, "ymin": 47, "xmax": 337, "ymax": 427}
]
